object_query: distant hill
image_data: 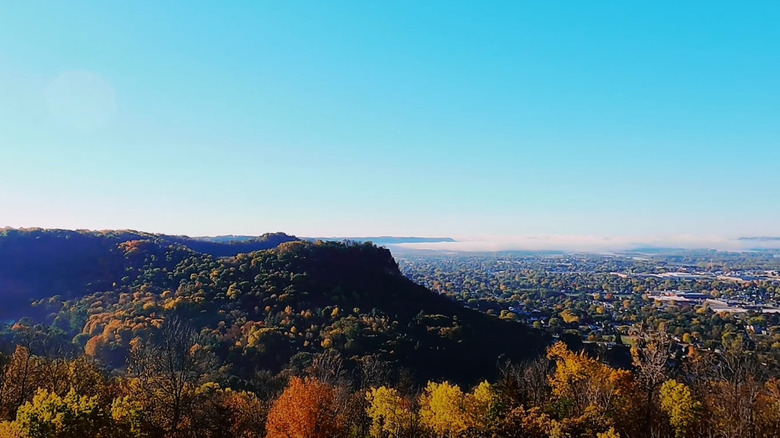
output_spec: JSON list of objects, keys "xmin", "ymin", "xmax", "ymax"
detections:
[
  {"xmin": 0, "ymin": 228, "xmax": 297, "ymax": 317},
  {"xmin": 192, "ymin": 234, "xmax": 265, "ymax": 243},
  {"xmin": 0, "ymin": 229, "xmax": 544, "ymax": 384},
  {"xmin": 168, "ymin": 232, "xmax": 298, "ymax": 256},
  {"xmin": 739, "ymin": 237, "xmax": 780, "ymax": 242},
  {"xmin": 309, "ymin": 236, "xmax": 456, "ymax": 246},
  {"xmin": 194, "ymin": 235, "xmax": 457, "ymax": 246}
]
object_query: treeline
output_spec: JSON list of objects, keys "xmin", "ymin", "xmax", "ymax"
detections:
[{"xmin": 0, "ymin": 322, "xmax": 779, "ymax": 437}]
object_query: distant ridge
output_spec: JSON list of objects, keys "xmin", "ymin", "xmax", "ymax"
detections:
[
  {"xmin": 195, "ymin": 235, "xmax": 456, "ymax": 246},
  {"xmin": 309, "ymin": 236, "xmax": 456, "ymax": 246},
  {"xmin": 193, "ymin": 235, "xmax": 263, "ymax": 243},
  {"xmin": 739, "ymin": 237, "xmax": 780, "ymax": 241},
  {"xmin": 0, "ymin": 228, "xmax": 298, "ymax": 316}
]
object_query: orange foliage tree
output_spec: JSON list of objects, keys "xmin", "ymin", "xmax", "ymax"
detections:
[{"xmin": 265, "ymin": 377, "xmax": 344, "ymax": 438}]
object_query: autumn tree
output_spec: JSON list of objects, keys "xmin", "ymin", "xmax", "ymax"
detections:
[
  {"xmin": 659, "ymin": 380, "xmax": 701, "ymax": 438},
  {"xmin": 110, "ymin": 395, "xmax": 149, "ymax": 438},
  {"xmin": 496, "ymin": 405, "xmax": 555, "ymax": 438},
  {"xmin": 13, "ymin": 388, "xmax": 109, "ymax": 438},
  {"xmin": 366, "ymin": 386, "xmax": 415, "ymax": 438},
  {"xmin": 185, "ymin": 384, "xmax": 267, "ymax": 438},
  {"xmin": 359, "ymin": 356, "xmax": 394, "ymax": 390},
  {"xmin": 0, "ymin": 346, "xmax": 41, "ymax": 421},
  {"xmin": 631, "ymin": 329, "xmax": 673, "ymax": 438},
  {"xmin": 597, "ymin": 427, "xmax": 621, "ymax": 438},
  {"xmin": 707, "ymin": 343, "xmax": 766, "ymax": 438},
  {"xmin": 418, "ymin": 381, "xmax": 468, "ymax": 438},
  {"xmin": 466, "ymin": 381, "xmax": 502, "ymax": 432},
  {"xmin": 498, "ymin": 357, "xmax": 550, "ymax": 408},
  {"xmin": 265, "ymin": 377, "xmax": 344, "ymax": 438},
  {"xmin": 546, "ymin": 342, "xmax": 635, "ymax": 436},
  {"xmin": 67, "ymin": 358, "xmax": 111, "ymax": 403},
  {"xmin": 125, "ymin": 316, "xmax": 213, "ymax": 436},
  {"xmin": 306, "ymin": 351, "xmax": 346, "ymax": 385},
  {"xmin": 756, "ymin": 378, "xmax": 780, "ymax": 438},
  {"xmin": 0, "ymin": 421, "xmax": 22, "ymax": 438},
  {"xmin": 560, "ymin": 309, "xmax": 579, "ymax": 324},
  {"xmin": 216, "ymin": 389, "xmax": 267, "ymax": 438}
]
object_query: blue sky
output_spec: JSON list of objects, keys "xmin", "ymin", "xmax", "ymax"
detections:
[{"xmin": 1, "ymin": 1, "xmax": 779, "ymax": 241}]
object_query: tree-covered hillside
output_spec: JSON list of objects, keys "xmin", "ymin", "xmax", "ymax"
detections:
[
  {"xmin": 0, "ymin": 229, "xmax": 545, "ymax": 384},
  {"xmin": 0, "ymin": 229, "xmax": 297, "ymax": 318}
]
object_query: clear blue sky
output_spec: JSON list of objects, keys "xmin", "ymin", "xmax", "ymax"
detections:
[{"xmin": 1, "ymin": 1, "xmax": 779, "ymax": 239}]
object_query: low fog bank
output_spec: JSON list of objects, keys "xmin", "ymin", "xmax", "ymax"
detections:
[{"xmin": 393, "ymin": 235, "xmax": 780, "ymax": 253}]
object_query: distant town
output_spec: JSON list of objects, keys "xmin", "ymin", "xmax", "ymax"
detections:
[{"xmin": 397, "ymin": 248, "xmax": 780, "ymax": 351}]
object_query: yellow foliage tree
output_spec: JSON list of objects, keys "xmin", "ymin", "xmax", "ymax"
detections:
[
  {"xmin": 366, "ymin": 386, "xmax": 415, "ymax": 438},
  {"xmin": 0, "ymin": 421, "xmax": 24, "ymax": 438},
  {"xmin": 111, "ymin": 396, "xmax": 148, "ymax": 438},
  {"xmin": 659, "ymin": 380, "xmax": 701, "ymax": 438},
  {"xmin": 466, "ymin": 381, "xmax": 501, "ymax": 431},
  {"xmin": 67, "ymin": 358, "xmax": 110, "ymax": 403},
  {"xmin": 14, "ymin": 388, "xmax": 108, "ymax": 438},
  {"xmin": 0, "ymin": 421, "xmax": 22, "ymax": 438},
  {"xmin": 547, "ymin": 342, "xmax": 634, "ymax": 423},
  {"xmin": 418, "ymin": 381, "xmax": 468, "ymax": 438},
  {"xmin": 597, "ymin": 426, "xmax": 621, "ymax": 438},
  {"xmin": 560, "ymin": 309, "xmax": 580, "ymax": 324}
]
